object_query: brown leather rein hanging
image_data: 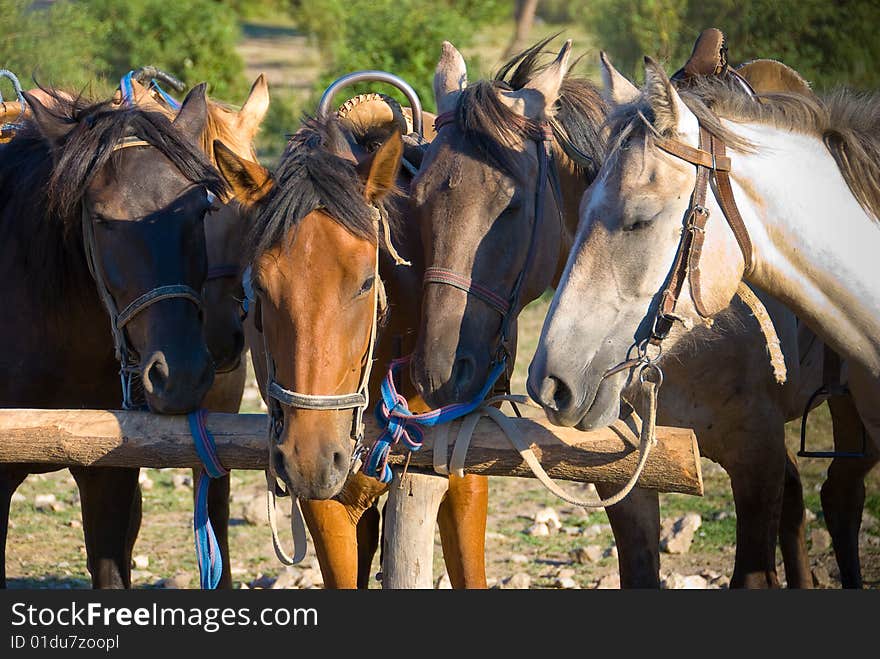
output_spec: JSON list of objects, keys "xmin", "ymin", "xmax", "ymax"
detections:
[{"xmin": 603, "ymin": 121, "xmax": 755, "ymax": 383}]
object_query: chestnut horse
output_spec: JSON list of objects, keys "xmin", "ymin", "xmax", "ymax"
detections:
[
  {"xmin": 216, "ymin": 105, "xmax": 488, "ymax": 588},
  {"xmin": 0, "ymin": 86, "xmax": 223, "ymax": 587},
  {"xmin": 408, "ymin": 38, "xmax": 842, "ymax": 587}
]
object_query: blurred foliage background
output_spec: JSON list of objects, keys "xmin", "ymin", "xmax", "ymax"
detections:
[{"xmin": 2, "ymin": 0, "xmax": 879, "ymax": 159}]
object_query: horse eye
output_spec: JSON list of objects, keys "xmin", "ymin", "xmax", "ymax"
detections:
[
  {"xmin": 358, "ymin": 275, "xmax": 375, "ymax": 296},
  {"xmin": 623, "ymin": 220, "xmax": 651, "ymax": 232}
]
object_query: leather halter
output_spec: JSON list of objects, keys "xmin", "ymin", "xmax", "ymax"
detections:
[
  {"xmin": 648, "ymin": 124, "xmax": 754, "ymax": 344},
  {"xmin": 425, "ymin": 110, "xmax": 559, "ymax": 366},
  {"xmin": 260, "ymin": 213, "xmax": 388, "ymax": 480},
  {"xmin": 82, "ymin": 136, "xmax": 204, "ymax": 409}
]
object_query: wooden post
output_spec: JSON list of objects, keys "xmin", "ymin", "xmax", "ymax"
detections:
[
  {"xmin": 0, "ymin": 408, "xmax": 702, "ymax": 494},
  {"xmin": 382, "ymin": 469, "xmax": 449, "ymax": 589}
]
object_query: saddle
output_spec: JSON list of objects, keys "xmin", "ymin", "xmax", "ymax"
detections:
[{"xmin": 671, "ymin": 27, "xmax": 815, "ymax": 99}]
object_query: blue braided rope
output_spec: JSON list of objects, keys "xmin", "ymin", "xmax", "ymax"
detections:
[
  {"xmin": 119, "ymin": 71, "xmax": 135, "ymax": 107},
  {"xmin": 150, "ymin": 80, "xmax": 181, "ymax": 110},
  {"xmin": 187, "ymin": 409, "xmax": 228, "ymax": 589},
  {"xmin": 363, "ymin": 356, "xmax": 506, "ymax": 483}
]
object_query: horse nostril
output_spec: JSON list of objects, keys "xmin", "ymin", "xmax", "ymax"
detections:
[
  {"xmin": 143, "ymin": 352, "xmax": 169, "ymax": 395},
  {"xmin": 541, "ymin": 375, "xmax": 572, "ymax": 413},
  {"xmin": 332, "ymin": 450, "xmax": 347, "ymax": 473}
]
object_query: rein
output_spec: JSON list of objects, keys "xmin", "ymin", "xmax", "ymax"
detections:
[{"xmin": 81, "ymin": 136, "xmax": 205, "ymax": 410}]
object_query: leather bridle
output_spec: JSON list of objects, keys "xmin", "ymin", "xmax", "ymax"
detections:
[
  {"xmin": 424, "ymin": 110, "xmax": 561, "ymax": 373},
  {"xmin": 82, "ymin": 136, "xmax": 207, "ymax": 409},
  {"xmin": 602, "ymin": 118, "xmax": 755, "ymax": 383}
]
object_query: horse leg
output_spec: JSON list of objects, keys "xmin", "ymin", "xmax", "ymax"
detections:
[
  {"xmin": 70, "ymin": 467, "xmax": 141, "ymax": 589},
  {"xmin": 190, "ymin": 469, "xmax": 232, "ymax": 589},
  {"xmin": 821, "ymin": 394, "xmax": 879, "ymax": 588},
  {"xmin": 723, "ymin": 437, "xmax": 786, "ymax": 589},
  {"xmin": 778, "ymin": 449, "xmax": 811, "ymax": 588},
  {"xmin": 437, "ymin": 474, "xmax": 488, "ymax": 589},
  {"xmin": 597, "ymin": 483, "xmax": 660, "ymax": 588},
  {"xmin": 300, "ymin": 498, "xmax": 361, "ymax": 589},
  {"xmin": 355, "ymin": 502, "xmax": 380, "ymax": 589},
  {"xmin": 0, "ymin": 466, "xmax": 29, "ymax": 588}
]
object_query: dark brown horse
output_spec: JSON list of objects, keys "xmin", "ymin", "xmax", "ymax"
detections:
[
  {"xmin": 408, "ymin": 38, "xmax": 820, "ymax": 588},
  {"xmin": 125, "ymin": 74, "xmax": 271, "ymax": 588},
  {"xmin": 216, "ymin": 106, "xmax": 488, "ymax": 588},
  {"xmin": 0, "ymin": 86, "xmax": 223, "ymax": 588}
]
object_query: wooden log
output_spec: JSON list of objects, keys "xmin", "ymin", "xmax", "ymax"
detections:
[
  {"xmin": 0, "ymin": 408, "xmax": 703, "ymax": 495},
  {"xmin": 382, "ymin": 470, "xmax": 449, "ymax": 589}
]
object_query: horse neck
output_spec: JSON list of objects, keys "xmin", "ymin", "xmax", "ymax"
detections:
[
  {"xmin": 549, "ymin": 142, "xmax": 591, "ymax": 284},
  {"xmin": 727, "ymin": 123, "xmax": 880, "ymax": 376},
  {"xmin": 371, "ymin": 185, "xmax": 426, "ymax": 405}
]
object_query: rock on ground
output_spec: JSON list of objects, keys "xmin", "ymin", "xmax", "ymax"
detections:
[
  {"xmin": 595, "ymin": 573, "xmax": 620, "ymax": 589},
  {"xmin": 663, "ymin": 573, "xmax": 709, "ymax": 589},
  {"xmin": 660, "ymin": 513, "xmax": 702, "ymax": 554},
  {"xmin": 132, "ymin": 555, "xmax": 149, "ymax": 570},
  {"xmin": 570, "ymin": 545, "xmax": 603, "ymax": 564},
  {"xmin": 500, "ymin": 573, "xmax": 531, "ymax": 589},
  {"xmin": 509, "ymin": 554, "xmax": 529, "ymax": 565},
  {"xmin": 534, "ymin": 507, "xmax": 562, "ymax": 532},
  {"xmin": 10, "ymin": 492, "xmax": 25, "ymax": 504},
  {"xmin": 157, "ymin": 573, "xmax": 192, "ymax": 589},
  {"xmin": 810, "ymin": 528, "xmax": 832, "ymax": 552},
  {"xmin": 527, "ymin": 522, "xmax": 550, "ymax": 537},
  {"xmin": 241, "ymin": 497, "xmax": 267, "ymax": 526},
  {"xmin": 172, "ymin": 473, "xmax": 193, "ymax": 491}
]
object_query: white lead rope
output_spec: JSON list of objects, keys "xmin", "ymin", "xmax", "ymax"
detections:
[{"xmin": 430, "ymin": 380, "xmax": 659, "ymax": 509}]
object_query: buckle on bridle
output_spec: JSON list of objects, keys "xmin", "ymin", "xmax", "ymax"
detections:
[{"xmin": 650, "ymin": 314, "xmax": 675, "ymax": 342}]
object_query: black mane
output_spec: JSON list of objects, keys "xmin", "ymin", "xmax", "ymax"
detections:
[
  {"xmin": 454, "ymin": 36, "xmax": 608, "ymax": 182},
  {"xmin": 0, "ymin": 90, "xmax": 224, "ymax": 303},
  {"xmin": 246, "ymin": 118, "xmax": 382, "ymax": 263}
]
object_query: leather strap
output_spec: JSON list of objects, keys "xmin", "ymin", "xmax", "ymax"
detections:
[
  {"xmin": 709, "ymin": 134, "xmax": 755, "ymax": 275},
  {"xmin": 655, "ymin": 137, "xmax": 731, "ymax": 171},
  {"xmin": 115, "ymin": 285, "xmax": 202, "ymax": 329},
  {"xmin": 423, "ymin": 267, "xmax": 510, "ymax": 316},
  {"xmin": 267, "ymin": 381, "xmax": 366, "ymax": 410}
]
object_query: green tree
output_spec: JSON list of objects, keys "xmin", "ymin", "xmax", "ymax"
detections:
[
  {"xmin": 582, "ymin": 0, "xmax": 880, "ymax": 90},
  {"xmin": 584, "ymin": 0, "xmax": 688, "ymax": 80},
  {"xmin": 87, "ymin": 0, "xmax": 248, "ymax": 99},
  {"xmin": 297, "ymin": 0, "xmax": 501, "ymax": 113},
  {"xmin": 0, "ymin": 0, "xmax": 110, "ymax": 93}
]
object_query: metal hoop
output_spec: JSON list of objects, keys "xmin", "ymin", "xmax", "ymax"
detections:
[
  {"xmin": 637, "ymin": 337, "xmax": 663, "ymax": 363},
  {"xmin": 639, "ymin": 362, "xmax": 664, "ymax": 387},
  {"xmin": 317, "ymin": 70, "xmax": 423, "ymax": 137}
]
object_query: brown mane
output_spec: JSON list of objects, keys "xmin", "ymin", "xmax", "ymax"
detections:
[
  {"xmin": 612, "ymin": 75, "xmax": 880, "ymax": 221},
  {"xmin": 453, "ymin": 37, "xmax": 608, "ymax": 183}
]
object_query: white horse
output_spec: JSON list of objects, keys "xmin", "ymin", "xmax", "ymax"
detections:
[{"xmin": 528, "ymin": 55, "xmax": 880, "ymax": 466}]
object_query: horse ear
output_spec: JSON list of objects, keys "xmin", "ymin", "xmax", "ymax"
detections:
[
  {"xmin": 173, "ymin": 83, "xmax": 209, "ymax": 140},
  {"xmin": 643, "ymin": 56, "xmax": 697, "ymax": 136},
  {"xmin": 500, "ymin": 39, "xmax": 572, "ymax": 120},
  {"xmin": 361, "ymin": 130, "xmax": 403, "ymax": 203},
  {"xmin": 22, "ymin": 91, "xmax": 72, "ymax": 144},
  {"xmin": 600, "ymin": 52, "xmax": 639, "ymax": 105},
  {"xmin": 213, "ymin": 140, "xmax": 272, "ymax": 205},
  {"xmin": 434, "ymin": 41, "xmax": 467, "ymax": 115},
  {"xmin": 236, "ymin": 74, "xmax": 270, "ymax": 139}
]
